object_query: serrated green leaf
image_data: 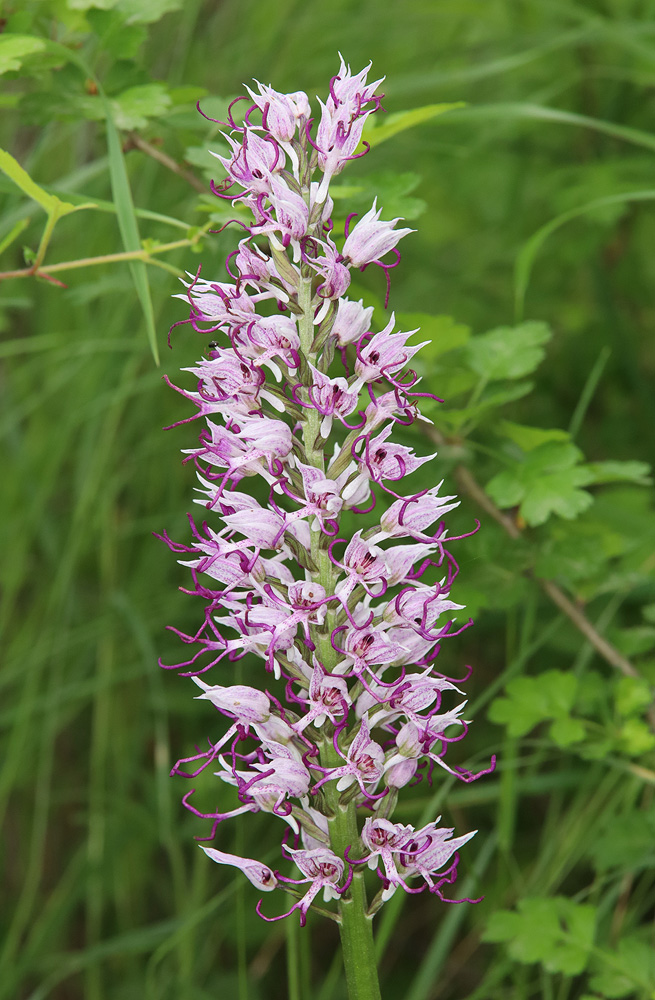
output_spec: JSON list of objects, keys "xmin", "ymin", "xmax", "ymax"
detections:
[
  {"xmin": 533, "ymin": 515, "xmax": 627, "ymax": 590},
  {"xmin": 118, "ymin": 0, "xmax": 183, "ymax": 23},
  {"xmin": 111, "ymin": 84, "xmax": 172, "ymax": 129},
  {"xmin": 436, "ymin": 381, "xmax": 534, "ymax": 430},
  {"xmin": 498, "ymin": 420, "xmax": 570, "ymax": 452},
  {"xmin": 486, "ymin": 441, "xmax": 598, "ymax": 526},
  {"xmin": 361, "ymin": 171, "xmax": 420, "ymax": 196},
  {"xmin": 185, "ymin": 143, "xmax": 229, "ymax": 178},
  {"xmin": 519, "ymin": 468, "xmax": 594, "ymax": 525},
  {"xmin": 534, "ymin": 529, "xmax": 609, "ymax": 584},
  {"xmin": 388, "ymin": 195, "xmax": 426, "ymax": 219},
  {"xmin": 425, "ymin": 369, "xmax": 477, "ymax": 405},
  {"xmin": 0, "ymin": 149, "xmax": 77, "ymax": 215},
  {"xmin": 549, "ymin": 716, "xmax": 586, "ymax": 747},
  {"xmin": 488, "ymin": 695, "xmax": 540, "ymax": 736},
  {"xmin": 349, "ymin": 170, "xmax": 427, "ymax": 220},
  {"xmin": 168, "ymin": 86, "xmax": 208, "ymax": 106},
  {"xmin": 464, "ymin": 321, "xmax": 551, "ymax": 380},
  {"xmin": 482, "ymin": 908, "xmax": 525, "ymax": 945},
  {"xmin": 482, "ymin": 898, "xmax": 595, "ymax": 975},
  {"xmin": 85, "ymin": 9, "xmax": 147, "ymax": 59},
  {"xmin": 540, "ymin": 670, "xmax": 578, "ymax": 716},
  {"xmin": 0, "ymin": 34, "xmax": 45, "ymax": 75},
  {"xmin": 401, "ymin": 314, "xmax": 471, "ymax": 361},
  {"xmin": 329, "ymin": 183, "xmax": 365, "ymax": 199},
  {"xmin": 485, "ymin": 470, "xmax": 526, "ymax": 510},
  {"xmin": 615, "ymin": 676, "xmax": 654, "ymax": 716},
  {"xmin": 488, "ymin": 671, "xmax": 578, "ymax": 736},
  {"xmin": 590, "ymin": 936, "xmax": 655, "ymax": 998},
  {"xmin": 480, "ymin": 382, "xmax": 535, "ymax": 409},
  {"xmin": 546, "ymin": 902, "xmax": 596, "ymax": 975},
  {"xmin": 583, "ymin": 460, "xmax": 652, "ymax": 486},
  {"xmin": 68, "ymin": 0, "xmax": 183, "ymax": 22},
  {"xmin": 576, "ymin": 670, "xmax": 609, "ymax": 712},
  {"xmin": 523, "ymin": 440, "xmax": 584, "ymax": 473},
  {"xmin": 579, "ymin": 738, "xmax": 614, "ymax": 761},
  {"xmin": 618, "ymin": 718, "xmax": 655, "ymax": 756},
  {"xmin": 613, "ymin": 626, "xmax": 655, "ymax": 657},
  {"xmin": 361, "ymin": 103, "xmax": 465, "ymax": 149},
  {"xmin": 590, "ymin": 811, "xmax": 655, "ymax": 873},
  {"xmin": 643, "ymin": 604, "xmax": 655, "ymax": 625}
]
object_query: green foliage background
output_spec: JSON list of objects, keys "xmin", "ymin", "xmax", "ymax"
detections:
[{"xmin": 1, "ymin": 1, "xmax": 654, "ymax": 998}]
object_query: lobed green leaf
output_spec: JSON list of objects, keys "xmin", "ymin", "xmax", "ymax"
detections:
[
  {"xmin": 583, "ymin": 460, "xmax": 652, "ymax": 487},
  {"xmin": 589, "ymin": 936, "xmax": 655, "ymax": 998},
  {"xmin": 488, "ymin": 670, "xmax": 579, "ymax": 738},
  {"xmin": 0, "ymin": 149, "xmax": 80, "ymax": 216},
  {"xmin": 68, "ymin": 0, "xmax": 183, "ymax": 24},
  {"xmin": 111, "ymin": 83, "xmax": 173, "ymax": 129},
  {"xmin": 464, "ymin": 320, "xmax": 551, "ymax": 380},
  {"xmin": 432, "ymin": 381, "xmax": 533, "ymax": 431},
  {"xmin": 498, "ymin": 420, "xmax": 570, "ymax": 452},
  {"xmin": 483, "ymin": 441, "xmax": 643, "ymax": 526},
  {"xmin": 0, "ymin": 34, "xmax": 46, "ymax": 75},
  {"xmin": 483, "ymin": 897, "xmax": 596, "ymax": 975},
  {"xmin": 589, "ymin": 811, "xmax": 655, "ymax": 873},
  {"xmin": 404, "ymin": 314, "xmax": 471, "ymax": 362}
]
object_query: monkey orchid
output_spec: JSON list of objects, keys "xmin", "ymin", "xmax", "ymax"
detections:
[{"xmin": 160, "ymin": 55, "xmax": 494, "ymax": 1000}]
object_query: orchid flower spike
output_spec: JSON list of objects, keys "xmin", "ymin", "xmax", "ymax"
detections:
[{"xmin": 161, "ymin": 56, "xmax": 493, "ymax": 935}]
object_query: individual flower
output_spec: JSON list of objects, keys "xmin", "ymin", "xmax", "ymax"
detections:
[
  {"xmin": 342, "ymin": 199, "xmax": 414, "ymax": 268},
  {"xmin": 245, "ymin": 81, "xmax": 311, "ymax": 143},
  {"xmin": 201, "ymin": 846, "xmax": 278, "ymax": 890},
  {"xmin": 258, "ymin": 847, "xmax": 350, "ymax": 925},
  {"xmin": 332, "ymin": 296, "xmax": 374, "ymax": 347}
]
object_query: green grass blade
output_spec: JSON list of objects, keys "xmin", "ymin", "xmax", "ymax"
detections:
[
  {"xmin": 362, "ymin": 103, "xmax": 465, "ymax": 149},
  {"xmin": 568, "ymin": 346, "xmax": 612, "ymax": 439},
  {"xmin": 514, "ymin": 190, "xmax": 655, "ymax": 318},
  {"xmin": 391, "ymin": 26, "xmax": 593, "ymax": 94},
  {"xmin": 0, "ymin": 217, "xmax": 28, "ymax": 256},
  {"xmin": 447, "ymin": 102, "xmax": 655, "ymax": 155},
  {"xmin": 103, "ymin": 106, "xmax": 160, "ymax": 364},
  {"xmin": 26, "ymin": 918, "xmax": 185, "ymax": 1000}
]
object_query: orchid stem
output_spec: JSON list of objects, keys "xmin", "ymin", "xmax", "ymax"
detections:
[
  {"xmin": 326, "ymin": 778, "xmax": 382, "ymax": 1000},
  {"xmin": 298, "ymin": 266, "xmax": 383, "ymax": 1000}
]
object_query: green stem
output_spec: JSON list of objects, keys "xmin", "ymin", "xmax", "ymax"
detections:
[
  {"xmin": 322, "ymin": 747, "xmax": 382, "ymax": 1000},
  {"xmin": 0, "ymin": 230, "xmax": 209, "ymax": 281},
  {"xmin": 295, "ymin": 268, "xmax": 383, "ymax": 1000},
  {"xmin": 338, "ymin": 859, "xmax": 382, "ymax": 999},
  {"xmin": 32, "ymin": 208, "xmax": 59, "ymax": 270}
]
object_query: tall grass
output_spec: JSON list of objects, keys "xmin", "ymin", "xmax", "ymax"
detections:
[{"xmin": 2, "ymin": 1, "xmax": 654, "ymax": 997}]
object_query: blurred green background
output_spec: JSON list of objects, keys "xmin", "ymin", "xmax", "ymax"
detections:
[{"xmin": 2, "ymin": 1, "xmax": 655, "ymax": 998}]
